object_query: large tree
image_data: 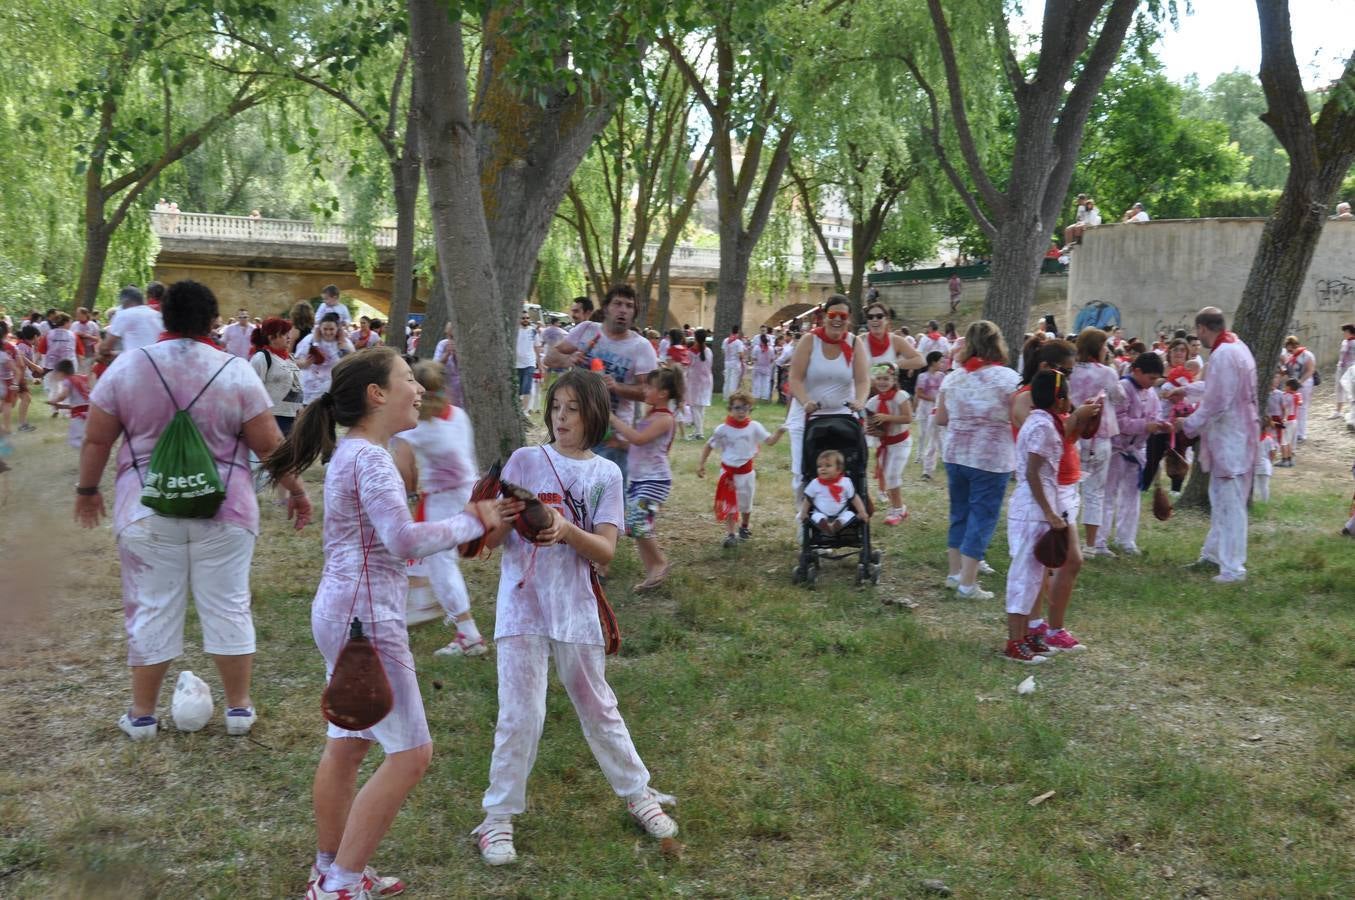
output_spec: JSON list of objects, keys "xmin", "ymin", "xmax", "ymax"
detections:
[
  {"xmin": 408, "ymin": 0, "xmax": 660, "ymax": 461},
  {"xmin": 904, "ymin": 0, "xmax": 1151, "ymax": 354}
]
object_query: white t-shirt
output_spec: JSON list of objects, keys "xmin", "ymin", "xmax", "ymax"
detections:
[
  {"xmin": 566, "ymin": 321, "xmax": 658, "ymax": 423},
  {"xmin": 391, "ymin": 410, "xmax": 478, "ymax": 498},
  {"xmin": 315, "ymin": 300, "xmax": 351, "ymax": 325},
  {"xmin": 494, "ymin": 445, "xmax": 624, "ymax": 646},
  {"xmin": 515, "ymin": 326, "xmax": 539, "ymax": 368},
  {"xmin": 222, "ymin": 322, "xmax": 255, "ymax": 358},
  {"xmin": 723, "ymin": 338, "xmax": 747, "ymax": 369},
  {"xmin": 107, "ymin": 304, "xmax": 164, "ymax": 353},
  {"xmin": 707, "ymin": 420, "xmax": 771, "ymax": 467},
  {"xmin": 804, "ymin": 475, "xmax": 856, "ymax": 517}
]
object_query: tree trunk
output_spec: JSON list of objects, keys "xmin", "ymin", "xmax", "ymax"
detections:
[
  {"xmin": 983, "ymin": 217, "xmax": 1049, "ymax": 361},
  {"xmin": 74, "ymin": 218, "xmax": 111, "ymax": 310},
  {"xmin": 385, "ymin": 88, "xmax": 421, "ymax": 349},
  {"xmin": 654, "ymin": 255, "xmax": 672, "ymax": 332},
  {"xmin": 416, "ymin": 273, "xmax": 448, "ymax": 360},
  {"xmin": 712, "ymin": 224, "xmax": 752, "ymax": 396},
  {"xmin": 408, "ymin": 0, "xmax": 522, "ymax": 463},
  {"xmin": 1176, "ymin": 459, "xmax": 1210, "ymax": 511}
]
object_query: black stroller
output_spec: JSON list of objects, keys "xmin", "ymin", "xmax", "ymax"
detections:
[{"xmin": 791, "ymin": 413, "xmax": 882, "ymax": 588}]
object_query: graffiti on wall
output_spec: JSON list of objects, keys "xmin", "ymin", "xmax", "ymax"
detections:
[{"xmin": 1314, "ymin": 274, "xmax": 1355, "ymax": 311}]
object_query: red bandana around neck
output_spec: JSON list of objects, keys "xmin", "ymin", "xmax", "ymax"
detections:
[
  {"xmin": 724, "ymin": 415, "xmax": 750, "ymax": 429},
  {"xmin": 874, "ymin": 388, "xmax": 897, "ymax": 414},
  {"xmin": 867, "ymin": 332, "xmax": 891, "ymax": 358},
  {"xmin": 1211, "ymin": 331, "xmax": 1236, "ymax": 350},
  {"xmin": 926, "ymin": 330, "xmax": 942, "ymax": 340},
  {"xmin": 817, "ymin": 474, "xmax": 846, "ymax": 504},
  {"xmin": 962, "ymin": 357, "xmax": 992, "ymax": 373},
  {"xmin": 813, "ymin": 326, "xmax": 853, "ymax": 365}
]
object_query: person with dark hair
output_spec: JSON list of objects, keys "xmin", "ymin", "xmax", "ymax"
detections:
[
  {"xmin": 1099, "ymin": 350, "xmax": 1168, "ymax": 557},
  {"xmin": 315, "ymin": 284, "xmax": 351, "ymax": 326},
  {"xmin": 297, "ymin": 313, "xmax": 355, "ymax": 405},
  {"xmin": 472, "ymin": 368, "xmax": 678, "ymax": 866},
  {"xmin": 1336, "ymin": 323, "xmax": 1355, "ymax": 419},
  {"xmin": 100, "ymin": 284, "xmax": 164, "ymax": 356},
  {"xmin": 722, "ymin": 325, "xmax": 747, "ymax": 395},
  {"xmin": 249, "ymin": 318, "xmax": 303, "ymax": 436},
  {"xmin": 570, "ymin": 295, "xmax": 594, "ymax": 325},
  {"xmin": 913, "ymin": 351, "xmax": 946, "ymax": 480},
  {"xmin": 1069, "ymin": 327, "xmax": 1126, "ymax": 557},
  {"xmin": 1172, "ymin": 307, "xmax": 1258, "ymax": 584},
  {"xmin": 289, "ymin": 301, "xmax": 316, "ymax": 351},
  {"xmin": 263, "ymin": 346, "xmax": 507, "ymax": 898},
  {"xmin": 42, "ymin": 358, "xmax": 91, "ymax": 449},
  {"xmin": 862, "ymin": 301, "xmax": 924, "ymax": 374},
  {"xmin": 222, "ymin": 307, "xmax": 255, "ymax": 358},
  {"xmin": 8, "ymin": 324, "xmax": 42, "ymax": 431},
  {"xmin": 145, "ymin": 281, "xmax": 166, "ymax": 310},
  {"xmin": 1281, "ymin": 335, "xmax": 1316, "ymax": 442},
  {"xmin": 686, "ymin": 328, "xmax": 713, "ymax": 438},
  {"xmin": 75, "ymin": 280, "xmax": 313, "ymax": 743},
  {"xmin": 543, "ymin": 284, "xmax": 657, "ymax": 478}
]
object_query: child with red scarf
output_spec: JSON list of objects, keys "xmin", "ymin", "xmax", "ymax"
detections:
[
  {"xmin": 802, "ymin": 449, "xmax": 868, "ymax": 535},
  {"xmin": 43, "ymin": 359, "xmax": 92, "ymax": 449},
  {"xmin": 697, "ymin": 389, "xmax": 785, "ymax": 548},
  {"xmin": 867, "ymin": 362, "xmax": 913, "ymax": 525},
  {"xmin": 1279, "ymin": 377, "xmax": 1302, "ymax": 467}
]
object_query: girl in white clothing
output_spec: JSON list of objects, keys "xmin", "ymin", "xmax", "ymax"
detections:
[
  {"xmin": 473, "ymin": 369, "xmax": 678, "ymax": 867},
  {"xmin": 296, "ymin": 315, "xmax": 355, "ymax": 405},
  {"xmin": 263, "ymin": 347, "xmax": 509, "ymax": 900},
  {"xmin": 392, "ymin": 361, "xmax": 488, "ymax": 658},
  {"xmin": 867, "ymin": 363, "xmax": 913, "ymax": 525}
]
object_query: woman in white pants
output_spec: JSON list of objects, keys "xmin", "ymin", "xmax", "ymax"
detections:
[{"xmin": 1068, "ymin": 327, "xmax": 1124, "ymax": 557}]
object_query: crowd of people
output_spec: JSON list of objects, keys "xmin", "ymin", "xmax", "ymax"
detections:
[{"xmin": 1, "ymin": 274, "xmax": 1344, "ymax": 899}]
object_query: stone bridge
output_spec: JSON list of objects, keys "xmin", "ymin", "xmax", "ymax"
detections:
[{"xmin": 149, "ymin": 212, "xmax": 847, "ymax": 330}]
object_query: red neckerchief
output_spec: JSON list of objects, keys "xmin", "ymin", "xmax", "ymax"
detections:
[
  {"xmin": 1211, "ymin": 331, "xmax": 1236, "ymax": 350},
  {"xmin": 962, "ymin": 357, "xmax": 992, "ymax": 373},
  {"xmin": 439, "ymin": 403, "xmax": 453, "ymax": 421},
  {"xmin": 159, "ymin": 332, "xmax": 219, "ymax": 349},
  {"xmin": 817, "ymin": 474, "xmax": 846, "ymax": 504},
  {"xmin": 724, "ymin": 415, "xmax": 750, "ymax": 429},
  {"xmin": 813, "ymin": 327, "xmax": 853, "ymax": 365},
  {"xmin": 874, "ymin": 388, "xmax": 897, "ymax": 414},
  {"xmin": 1166, "ymin": 364, "xmax": 1193, "ymax": 385},
  {"xmin": 926, "ymin": 330, "xmax": 941, "ymax": 341},
  {"xmin": 1286, "ymin": 347, "xmax": 1307, "ymax": 367},
  {"xmin": 250, "ymin": 345, "xmax": 291, "ymax": 360},
  {"xmin": 867, "ymin": 331, "xmax": 891, "ymax": 358}
]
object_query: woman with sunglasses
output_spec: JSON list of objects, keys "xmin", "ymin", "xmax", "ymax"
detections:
[
  {"xmin": 786, "ymin": 296, "xmax": 871, "ymax": 508},
  {"xmin": 862, "ymin": 302, "xmax": 924, "ymax": 375}
]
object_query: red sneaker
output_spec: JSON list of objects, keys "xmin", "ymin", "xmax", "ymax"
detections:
[
  {"xmin": 1023, "ymin": 630, "xmax": 1052, "ymax": 655},
  {"xmin": 1043, "ymin": 629, "xmax": 1086, "ymax": 653},
  {"xmin": 1004, "ymin": 639, "xmax": 1048, "ymax": 664}
]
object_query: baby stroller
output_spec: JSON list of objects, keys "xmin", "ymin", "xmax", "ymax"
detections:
[{"xmin": 791, "ymin": 412, "xmax": 882, "ymax": 588}]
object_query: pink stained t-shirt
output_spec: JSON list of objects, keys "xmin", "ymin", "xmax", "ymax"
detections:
[
  {"xmin": 90, "ymin": 339, "xmax": 273, "ymax": 537},
  {"xmin": 391, "ymin": 409, "xmax": 478, "ymax": 498},
  {"xmin": 1009, "ymin": 409, "xmax": 1065, "ymax": 523},
  {"xmin": 625, "ymin": 409, "xmax": 675, "ymax": 482},
  {"xmin": 314, "ymin": 437, "xmax": 486, "ymax": 624},
  {"xmin": 494, "ymin": 444, "xmax": 624, "ymax": 645}
]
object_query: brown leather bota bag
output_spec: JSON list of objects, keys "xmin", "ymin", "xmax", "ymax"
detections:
[{"xmin": 322, "ymin": 618, "xmax": 393, "ymax": 731}]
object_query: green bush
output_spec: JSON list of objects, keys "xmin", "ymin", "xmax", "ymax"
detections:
[{"xmin": 1198, "ymin": 186, "xmax": 1282, "ymax": 218}]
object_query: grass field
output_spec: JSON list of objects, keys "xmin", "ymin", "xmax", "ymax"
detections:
[{"xmin": 2, "ymin": 389, "xmax": 1353, "ymax": 899}]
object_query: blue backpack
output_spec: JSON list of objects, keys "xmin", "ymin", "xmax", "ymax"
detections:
[{"xmin": 1073, "ymin": 301, "xmax": 1121, "ymax": 333}]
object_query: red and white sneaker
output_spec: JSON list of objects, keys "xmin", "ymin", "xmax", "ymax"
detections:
[
  {"xmin": 1023, "ymin": 629, "xmax": 1053, "ymax": 655},
  {"xmin": 304, "ymin": 879, "xmax": 371, "ymax": 899},
  {"xmin": 434, "ymin": 632, "xmax": 489, "ymax": 658},
  {"xmin": 307, "ymin": 866, "xmax": 404, "ymax": 897},
  {"xmin": 471, "ymin": 815, "xmax": 517, "ymax": 866},
  {"xmin": 1043, "ymin": 628, "xmax": 1086, "ymax": 653},
  {"xmin": 884, "ymin": 507, "xmax": 908, "ymax": 526},
  {"xmin": 627, "ymin": 788, "xmax": 679, "ymax": 839},
  {"xmin": 1004, "ymin": 639, "xmax": 1049, "ymax": 664}
]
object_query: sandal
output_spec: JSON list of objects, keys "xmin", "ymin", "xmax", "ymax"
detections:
[
  {"xmin": 434, "ymin": 633, "xmax": 489, "ymax": 658},
  {"xmin": 634, "ymin": 564, "xmax": 671, "ymax": 593}
]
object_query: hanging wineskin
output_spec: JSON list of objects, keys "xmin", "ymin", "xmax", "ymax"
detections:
[{"xmin": 321, "ymin": 618, "xmax": 393, "ymax": 731}]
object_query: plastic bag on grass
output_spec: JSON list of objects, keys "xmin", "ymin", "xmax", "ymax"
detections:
[{"xmin": 171, "ymin": 671, "xmax": 213, "ymax": 732}]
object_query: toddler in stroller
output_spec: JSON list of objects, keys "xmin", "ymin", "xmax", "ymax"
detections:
[{"xmin": 791, "ymin": 413, "xmax": 881, "ymax": 587}]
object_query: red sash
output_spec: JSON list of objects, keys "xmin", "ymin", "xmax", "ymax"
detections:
[{"xmin": 714, "ymin": 459, "xmax": 755, "ymax": 522}]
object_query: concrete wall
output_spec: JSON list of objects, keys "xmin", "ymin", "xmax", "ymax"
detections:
[
  {"xmin": 1068, "ymin": 219, "xmax": 1355, "ymax": 367},
  {"xmin": 151, "ymin": 262, "xmax": 428, "ymax": 320},
  {"xmin": 871, "ymin": 274, "xmax": 1068, "ymax": 331}
]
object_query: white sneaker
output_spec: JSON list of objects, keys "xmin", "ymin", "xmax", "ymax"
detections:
[
  {"xmin": 956, "ymin": 584, "xmax": 994, "ymax": 601},
  {"xmin": 977, "ymin": 560, "xmax": 996, "ymax": 575},
  {"xmin": 472, "ymin": 815, "xmax": 517, "ymax": 866},
  {"xmin": 944, "ymin": 574, "xmax": 961, "ymax": 590},
  {"xmin": 1212, "ymin": 572, "xmax": 1246, "ymax": 585},
  {"xmin": 225, "ymin": 706, "xmax": 256, "ymax": 736},
  {"xmin": 1088, "ymin": 545, "xmax": 1116, "ymax": 558},
  {"xmin": 118, "ymin": 712, "xmax": 157, "ymax": 742},
  {"xmin": 308, "ymin": 865, "xmax": 404, "ymax": 897},
  {"xmin": 1117, "ymin": 544, "xmax": 1142, "ymax": 557},
  {"xmin": 304, "ymin": 879, "xmax": 371, "ymax": 899},
  {"xmin": 434, "ymin": 633, "xmax": 489, "ymax": 658},
  {"xmin": 627, "ymin": 789, "xmax": 678, "ymax": 839}
]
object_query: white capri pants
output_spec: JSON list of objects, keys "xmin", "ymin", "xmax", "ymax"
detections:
[
  {"xmin": 914, "ymin": 399, "xmax": 940, "ymax": 475},
  {"xmin": 117, "ymin": 516, "xmax": 256, "ymax": 666},
  {"xmin": 879, "ymin": 437, "xmax": 911, "ymax": 491},
  {"xmin": 731, "ymin": 470, "xmax": 756, "ymax": 513},
  {"xmin": 422, "ymin": 490, "xmax": 472, "ymax": 618},
  {"xmin": 314, "ymin": 613, "xmax": 430, "ymax": 754},
  {"xmin": 1297, "ymin": 378, "xmax": 1314, "ymax": 441},
  {"xmin": 483, "ymin": 635, "xmax": 651, "ymax": 816},
  {"xmin": 1004, "ymin": 484, "xmax": 1080, "ymax": 616},
  {"xmin": 1104, "ymin": 451, "xmax": 1144, "ymax": 548},
  {"xmin": 1077, "ymin": 437, "xmax": 1112, "ymax": 529}
]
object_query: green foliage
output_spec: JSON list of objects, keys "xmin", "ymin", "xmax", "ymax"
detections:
[
  {"xmin": 533, "ymin": 218, "xmax": 586, "ymax": 310},
  {"xmin": 1074, "ymin": 61, "xmax": 1247, "ymax": 222},
  {"xmin": 1180, "ymin": 71, "xmax": 1294, "ymax": 191},
  {"xmin": 1197, "ymin": 186, "xmax": 1283, "ymax": 218}
]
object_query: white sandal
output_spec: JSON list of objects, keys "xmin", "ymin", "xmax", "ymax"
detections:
[
  {"xmin": 434, "ymin": 632, "xmax": 489, "ymax": 658},
  {"xmin": 471, "ymin": 815, "xmax": 516, "ymax": 866},
  {"xmin": 627, "ymin": 789, "xmax": 678, "ymax": 839}
]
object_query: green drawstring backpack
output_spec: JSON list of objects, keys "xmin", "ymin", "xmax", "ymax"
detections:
[{"xmin": 128, "ymin": 349, "xmax": 240, "ymax": 518}]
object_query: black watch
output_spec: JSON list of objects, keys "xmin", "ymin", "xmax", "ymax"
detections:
[{"xmin": 75, "ymin": 485, "xmax": 100, "ymax": 496}]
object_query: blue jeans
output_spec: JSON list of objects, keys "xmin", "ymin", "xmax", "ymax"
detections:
[
  {"xmin": 945, "ymin": 462, "xmax": 1011, "ymax": 560},
  {"xmin": 517, "ymin": 366, "xmax": 535, "ymax": 396}
]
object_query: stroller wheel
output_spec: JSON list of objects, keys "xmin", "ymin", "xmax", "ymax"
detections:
[
  {"xmin": 870, "ymin": 564, "xmax": 881, "ymax": 585},
  {"xmin": 791, "ymin": 565, "xmax": 804, "ymax": 585},
  {"xmin": 855, "ymin": 564, "xmax": 866, "ymax": 586},
  {"xmin": 805, "ymin": 566, "xmax": 818, "ymax": 590},
  {"xmin": 871, "ymin": 549, "xmax": 882, "ymax": 565}
]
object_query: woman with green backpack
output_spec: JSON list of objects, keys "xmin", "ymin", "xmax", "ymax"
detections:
[{"xmin": 74, "ymin": 280, "xmax": 313, "ymax": 742}]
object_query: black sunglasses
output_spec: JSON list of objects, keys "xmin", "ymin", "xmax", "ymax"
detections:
[{"xmin": 865, "ymin": 313, "xmax": 887, "ymax": 320}]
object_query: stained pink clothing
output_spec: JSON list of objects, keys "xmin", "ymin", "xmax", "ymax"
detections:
[
  {"xmin": 1068, "ymin": 361, "xmax": 1123, "ymax": 438},
  {"xmin": 313, "ymin": 437, "xmax": 485, "ymax": 624},
  {"xmin": 1010, "ymin": 410, "xmax": 1064, "ymax": 522},
  {"xmin": 494, "ymin": 444, "xmax": 624, "ymax": 646},
  {"xmin": 686, "ymin": 351, "xmax": 713, "ymax": 407},
  {"xmin": 566, "ymin": 321, "xmax": 658, "ymax": 423},
  {"xmin": 391, "ymin": 409, "xmax": 478, "ymax": 498},
  {"xmin": 1182, "ymin": 336, "xmax": 1258, "ymax": 478},
  {"xmin": 41, "ymin": 327, "xmax": 78, "ymax": 368},
  {"xmin": 90, "ymin": 340, "xmax": 272, "ymax": 537},
  {"xmin": 938, "ymin": 364, "xmax": 1022, "ymax": 472},
  {"xmin": 914, "ymin": 370, "xmax": 945, "ymax": 401},
  {"xmin": 221, "ymin": 323, "xmax": 254, "ymax": 358},
  {"xmin": 625, "ymin": 410, "xmax": 675, "ymax": 482},
  {"xmin": 1111, "ymin": 378, "xmax": 1162, "ymax": 463}
]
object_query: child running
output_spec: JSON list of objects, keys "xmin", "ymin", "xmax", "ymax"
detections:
[
  {"xmin": 697, "ymin": 389, "xmax": 785, "ymax": 548},
  {"xmin": 867, "ymin": 362, "xmax": 913, "ymax": 525},
  {"xmin": 262, "ymin": 347, "xmax": 509, "ymax": 900},
  {"xmin": 391, "ymin": 360, "xmax": 488, "ymax": 658},
  {"xmin": 609, "ymin": 366, "xmax": 685, "ymax": 591},
  {"xmin": 1004, "ymin": 370, "xmax": 1072, "ymax": 664},
  {"xmin": 43, "ymin": 359, "xmax": 93, "ymax": 449},
  {"xmin": 472, "ymin": 369, "xmax": 678, "ymax": 866},
  {"xmin": 802, "ymin": 449, "xmax": 869, "ymax": 535}
]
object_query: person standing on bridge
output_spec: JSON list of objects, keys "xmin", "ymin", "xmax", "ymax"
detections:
[
  {"xmin": 315, "ymin": 285, "xmax": 351, "ymax": 328},
  {"xmin": 1173, "ymin": 307, "xmax": 1258, "ymax": 585}
]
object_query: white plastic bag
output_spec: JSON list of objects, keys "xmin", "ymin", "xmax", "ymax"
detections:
[{"xmin": 171, "ymin": 671, "xmax": 214, "ymax": 732}]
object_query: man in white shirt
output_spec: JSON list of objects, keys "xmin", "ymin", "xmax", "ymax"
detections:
[
  {"xmin": 221, "ymin": 308, "xmax": 255, "ymax": 358},
  {"xmin": 514, "ymin": 311, "xmax": 539, "ymax": 413},
  {"xmin": 100, "ymin": 286, "xmax": 164, "ymax": 357},
  {"xmin": 315, "ymin": 284, "xmax": 351, "ymax": 326},
  {"xmin": 1174, "ymin": 307, "xmax": 1257, "ymax": 584},
  {"xmin": 1123, "ymin": 202, "xmax": 1150, "ymax": 223}
]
